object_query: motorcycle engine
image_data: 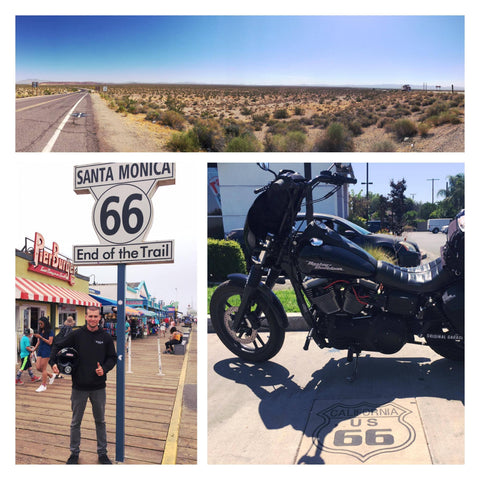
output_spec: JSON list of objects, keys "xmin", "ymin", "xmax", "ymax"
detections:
[{"xmin": 304, "ymin": 277, "xmax": 408, "ymax": 354}]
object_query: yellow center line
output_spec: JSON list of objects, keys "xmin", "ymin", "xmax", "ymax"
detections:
[
  {"xmin": 162, "ymin": 334, "xmax": 191, "ymax": 464},
  {"xmin": 15, "ymin": 94, "xmax": 77, "ymax": 113}
]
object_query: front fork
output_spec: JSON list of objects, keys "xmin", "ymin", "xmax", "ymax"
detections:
[{"xmin": 232, "ymin": 239, "xmax": 280, "ymax": 331}]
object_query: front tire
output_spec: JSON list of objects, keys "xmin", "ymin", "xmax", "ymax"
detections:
[{"xmin": 210, "ymin": 281, "xmax": 285, "ymax": 362}]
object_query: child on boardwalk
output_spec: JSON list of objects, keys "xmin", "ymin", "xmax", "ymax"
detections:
[{"xmin": 15, "ymin": 328, "xmax": 41, "ymax": 385}]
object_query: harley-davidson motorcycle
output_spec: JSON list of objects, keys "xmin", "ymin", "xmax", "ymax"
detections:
[{"xmin": 210, "ymin": 163, "xmax": 464, "ymax": 379}]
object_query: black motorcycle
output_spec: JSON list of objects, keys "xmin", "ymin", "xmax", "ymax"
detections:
[{"xmin": 210, "ymin": 163, "xmax": 464, "ymax": 378}]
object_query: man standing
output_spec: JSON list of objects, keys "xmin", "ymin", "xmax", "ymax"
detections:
[{"xmin": 50, "ymin": 305, "xmax": 117, "ymax": 464}]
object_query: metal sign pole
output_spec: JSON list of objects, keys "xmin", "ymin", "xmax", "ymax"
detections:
[{"xmin": 116, "ymin": 263, "xmax": 126, "ymax": 463}]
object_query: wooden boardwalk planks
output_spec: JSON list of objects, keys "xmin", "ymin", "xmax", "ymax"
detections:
[{"xmin": 15, "ymin": 325, "xmax": 197, "ymax": 465}]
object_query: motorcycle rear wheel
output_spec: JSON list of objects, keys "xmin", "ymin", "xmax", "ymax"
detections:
[
  {"xmin": 426, "ymin": 326, "xmax": 464, "ymax": 361},
  {"xmin": 210, "ymin": 281, "xmax": 285, "ymax": 362}
]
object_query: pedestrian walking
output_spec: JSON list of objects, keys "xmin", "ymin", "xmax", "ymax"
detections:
[
  {"xmin": 160, "ymin": 321, "xmax": 166, "ymax": 337},
  {"xmin": 164, "ymin": 326, "xmax": 183, "ymax": 354},
  {"xmin": 50, "ymin": 305, "xmax": 117, "ymax": 465},
  {"xmin": 33, "ymin": 317, "xmax": 56, "ymax": 392},
  {"xmin": 15, "ymin": 328, "xmax": 41, "ymax": 385}
]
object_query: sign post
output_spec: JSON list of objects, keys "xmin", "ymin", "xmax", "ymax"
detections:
[
  {"xmin": 73, "ymin": 162, "xmax": 175, "ymax": 463},
  {"xmin": 116, "ymin": 263, "xmax": 126, "ymax": 461}
]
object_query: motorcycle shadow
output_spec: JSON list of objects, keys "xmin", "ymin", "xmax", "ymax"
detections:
[{"xmin": 213, "ymin": 354, "xmax": 463, "ymax": 464}]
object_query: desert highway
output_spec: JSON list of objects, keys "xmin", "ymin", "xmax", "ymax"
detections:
[{"xmin": 16, "ymin": 91, "xmax": 99, "ymax": 152}]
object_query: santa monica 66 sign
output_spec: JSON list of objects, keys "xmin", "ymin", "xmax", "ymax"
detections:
[{"xmin": 73, "ymin": 162, "xmax": 175, "ymax": 265}]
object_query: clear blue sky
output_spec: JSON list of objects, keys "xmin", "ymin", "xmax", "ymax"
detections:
[
  {"xmin": 350, "ymin": 162, "xmax": 465, "ymax": 204},
  {"xmin": 15, "ymin": 15, "xmax": 464, "ymax": 86}
]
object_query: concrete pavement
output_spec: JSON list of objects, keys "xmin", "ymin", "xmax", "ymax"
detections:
[{"xmin": 208, "ymin": 330, "xmax": 464, "ymax": 464}]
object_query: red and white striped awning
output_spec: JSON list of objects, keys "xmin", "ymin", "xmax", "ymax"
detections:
[{"xmin": 15, "ymin": 277, "xmax": 101, "ymax": 307}]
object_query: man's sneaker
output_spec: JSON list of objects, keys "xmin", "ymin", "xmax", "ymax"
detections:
[
  {"xmin": 15, "ymin": 379, "xmax": 24, "ymax": 386},
  {"xmin": 49, "ymin": 374, "xmax": 56, "ymax": 384},
  {"xmin": 35, "ymin": 384, "xmax": 47, "ymax": 392},
  {"xmin": 66, "ymin": 453, "xmax": 79, "ymax": 464},
  {"xmin": 98, "ymin": 454, "xmax": 112, "ymax": 464},
  {"xmin": 31, "ymin": 375, "xmax": 41, "ymax": 382}
]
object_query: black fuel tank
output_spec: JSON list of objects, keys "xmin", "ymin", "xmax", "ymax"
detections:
[{"xmin": 295, "ymin": 221, "xmax": 377, "ymax": 278}]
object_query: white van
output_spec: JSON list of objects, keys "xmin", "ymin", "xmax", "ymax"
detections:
[{"xmin": 427, "ymin": 218, "xmax": 451, "ymax": 234}]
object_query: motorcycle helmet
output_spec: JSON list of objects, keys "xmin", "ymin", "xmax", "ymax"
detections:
[{"xmin": 56, "ymin": 347, "xmax": 79, "ymax": 375}]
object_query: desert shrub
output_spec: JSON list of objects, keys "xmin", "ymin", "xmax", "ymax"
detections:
[
  {"xmin": 294, "ymin": 106, "xmax": 305, "ymax": 115},
  {"xmin": 264, "ymin": 131, "xmax": 307, "ymax": 152},
  {"xmin": 273, "ymin": 108, "xmax": 289, "ymax": 119},
  {"xmin": 226, "ymin": 134, "xmax": 262, "ymax": 152},
  {"xmin": 145, "ymin": 109, "xmax": 161, "ymax": 121},
  {"xmin": 392, "ymin": 119, "xmax": 417, "ymax": 140},
  {"xmin": 284, "ymin": 131, "xmax": 307, "ymax": 151},
  {"xmin": 347, "ymin": 120, "xmax": 363, "ymax": 136},
  {"xmin": 372, "ymin": 141, "xmax": 396, "ymax": 152},
  {"xmin": 160, "ymin": 110, "xmax": 185, "ymax": 130},
  {"xmin": 166, "ymin": 130, "xmax": 200, "ymax": 152},
  {"xmin": 313, "ymin": 122, "xmax": 354, "ymax": 152},
  {"xmin": 224, "ymin": 123, "xmax": 241, "ymax": 139},
  {"xmin": 208, "ymin": 239, "xmax": 246, "ymax": 282},
  {"xmin": 193, "ymin": 119, "xmax": 226, "ymax": 152},
  {"xmin": 429, "ymin": 110, "xmax": 462, "ymax": 126},
  {"xmin": 252, "ymin": 112, "xmax": 269, "ymax": 124},
  {"xmin": 417, "ymin": 122, "xmax": 430, "ymax": 137},
  {"xmin": 424, "ymin": 101, "xmax": 449, "ymax": 119}
]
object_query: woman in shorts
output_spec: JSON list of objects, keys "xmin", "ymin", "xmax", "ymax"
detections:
[{"xmin": 33, "ymin": 317, "xmax": 55, "ymax": 392}]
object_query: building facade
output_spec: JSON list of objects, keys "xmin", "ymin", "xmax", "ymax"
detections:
[
  {"xmin": 208, "ymin": 162, "xmax": 353, "ymax": 238},
  {"xmin": 15, "ymin": 233, "xmax": 100, "ymax": 345}
]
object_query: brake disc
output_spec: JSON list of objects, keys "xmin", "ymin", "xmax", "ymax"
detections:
[{"xmin": 224, "ymin": 306, "xmax": 258, "ymax": 344}]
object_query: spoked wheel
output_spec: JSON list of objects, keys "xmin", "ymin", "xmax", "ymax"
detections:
[
  {"xmin": 426, "ymin": 325, "xmax": 464, "ymax": 361},
  {"xmin": 210, "ymin": 281, "xmax": 285, "ymax": 362}
]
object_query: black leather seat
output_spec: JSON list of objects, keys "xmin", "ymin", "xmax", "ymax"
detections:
[{"xmin": 374, "ymin": 257, "xmax": 455, "ymax": 293}]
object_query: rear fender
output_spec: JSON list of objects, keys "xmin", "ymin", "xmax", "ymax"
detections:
[{"xmin": 227, "ymin": 273, "xmax": 289, "ymax": 329}]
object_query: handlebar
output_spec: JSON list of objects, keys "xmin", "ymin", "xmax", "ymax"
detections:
[
  {"xmin": 312, "ymin": 170, "xmax": 357, "ymax": 187},
  {"xmin": 254, "ymin": 168, "xmax": 356, "ymax": 195}
]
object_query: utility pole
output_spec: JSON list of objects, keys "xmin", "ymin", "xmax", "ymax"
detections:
[
  {"xmin": 361, "ymin": 163, "xmax": 373, "ymax": 222},
  {"xmin": 427, "ymin": 178, "xmax": 439, "ymax": 204}
]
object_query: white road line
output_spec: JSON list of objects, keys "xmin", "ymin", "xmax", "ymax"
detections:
[{"xmin": 42, "ymin": 93, "xmax": 88, "ymax": 153}]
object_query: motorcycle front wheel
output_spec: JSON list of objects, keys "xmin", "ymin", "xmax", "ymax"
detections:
[{"xmin": 210, "ymin": 281, "xmax": 286, "ymax": 362}]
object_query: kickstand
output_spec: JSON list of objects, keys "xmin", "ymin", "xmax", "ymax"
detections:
[{"xmin": 345, "ymin": 349, "xmax": 360, "ymax": 383}]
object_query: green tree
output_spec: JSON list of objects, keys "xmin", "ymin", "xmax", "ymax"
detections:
[
  {"xmin": 437, "ymin": 173, "xmax": 465, "ymax": 215},
  {"xmin": 389, "ymin": 178, "xmax": 407, "ymax": 233}
]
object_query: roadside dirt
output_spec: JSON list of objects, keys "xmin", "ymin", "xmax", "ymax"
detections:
[
  {"xmin": 91, "ymin": 93, "xmax": 173, "ymax": 152},
  {"xmin": 353, "ymin": 122, "xmax": 464, "ymax": 152}
]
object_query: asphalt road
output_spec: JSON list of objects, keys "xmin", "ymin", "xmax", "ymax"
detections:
[
  {"xmin": 404, "ymin": 230, "xmax": 447, "ymax": 262},
  {"xmin": 15, "ymin": 91, "xmax": 99, "ymax": 152}
]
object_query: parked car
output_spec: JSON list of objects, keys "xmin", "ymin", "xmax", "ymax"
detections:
[
  {"xmin": 296, "ymin": 213, "xmax": 422, "ymax": 267},
  {"xmin": 227, "ymin": 213, "xmax": 422, "ymax": 267},
  {"xmin": 427, "ymin": 218, "xmax": 451, "ymax": 234},
  {"xmin": 366, "ymin": 220, "xmax": 389, "ymax": 233}
]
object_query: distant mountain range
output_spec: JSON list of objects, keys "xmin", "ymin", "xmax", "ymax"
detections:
[{"xmin": 16, "ymin": 80, "xmax": 464, "ymax": 91}]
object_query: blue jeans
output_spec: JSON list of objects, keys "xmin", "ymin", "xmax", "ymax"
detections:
[{"xmin": 70, "ymin": 388, "xmax": 107, "ymax": 455}]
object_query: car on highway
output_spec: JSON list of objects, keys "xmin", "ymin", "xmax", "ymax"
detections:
[
  {"xmin": 297, "ymin": 213, "xmax": 422, "ymax": 267},
  {"xmin": 226, "ymin": 214, "xmax": 422, "ymax": 268}
]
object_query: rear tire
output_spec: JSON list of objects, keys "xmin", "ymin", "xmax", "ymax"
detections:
[
  {"xmin": 426, "ymin": 326, "xmax": 464, "ymax": 361},
  {"xmin": 210, "ymin": 281, "xmax": 285, "ymax": 362}
]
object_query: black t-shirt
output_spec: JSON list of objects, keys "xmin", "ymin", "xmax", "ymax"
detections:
[{"xmin": 50, "ymin": 325, "xmax": 117, "ymax": 391}]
